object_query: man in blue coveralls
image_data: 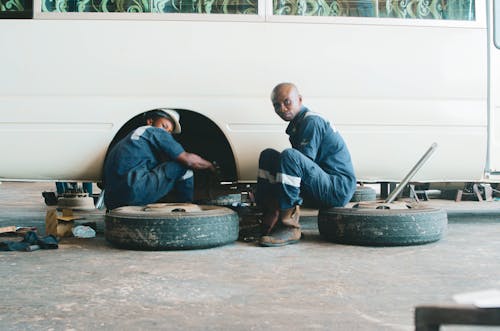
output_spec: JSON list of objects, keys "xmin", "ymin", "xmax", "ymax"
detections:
[
  {"xmin": 103, "ymin": 109, "xmax": 214, "ymax": 210},
  {"xmin": 257, "ymin": 83, "xmax": 357, "ymax": 247}
]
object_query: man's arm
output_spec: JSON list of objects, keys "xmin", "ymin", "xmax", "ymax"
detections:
[
  {"xmin": 294, "ymin": 116, "xmax": 325, "ymax": 161},
  {"xmin": 147, "ymin": 128, "xmax": 214, "ymax": 171},
  {"xmin": 177, "ymin": 152, "xmax": 215, "ymax": 171}
]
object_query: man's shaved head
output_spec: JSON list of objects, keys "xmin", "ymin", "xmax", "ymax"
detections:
[
  {"xmin": 270, "ymin": 82, "xmax": 303, "ymax": 122},
  {"xmin": 271, "ymin": 82, "xmax": 299, "ymax": 102}
]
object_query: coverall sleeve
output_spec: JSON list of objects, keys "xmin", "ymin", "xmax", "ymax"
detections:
[
  {"xmin": 294, "ymin": 116, "xmax": 326, "ymax": 161},
  {"xmin": 148, "ymin": 128, "xmax": 185, "ymax": 159}
]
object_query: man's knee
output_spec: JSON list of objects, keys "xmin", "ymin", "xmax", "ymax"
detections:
[
  {"xmin": 280, "ymin": 148, "xmax": 302, "ymax": 165},
  {"xmin": 259, "ymin": 148, "xmax": 280, "ymax": 163},
  {"xmin": 259, "ymin": 148, "xmax": 281, "ymax": 174},
  {"xmin": 179, "ymin": 169, "xmax": 193, "ymax": 182}
]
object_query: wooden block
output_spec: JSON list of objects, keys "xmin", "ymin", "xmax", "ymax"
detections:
[
  {"xmin": 45, "ymin": 208, "xmax": 58, "ymax": 236},
  {"xmin": 58, "ymin": 208, "xmax": 83, "ymax": 222},
  {"xmin": 57, "ymin": 220, "xmax": 74, "ymax": 237},
  {"xmin": 57, "ymin": 216, "xmax": 83, "ymax": 222},
  {"xmin": 62, "ymin": 208, "xmax": 73, "ymax": 217},
  {"xmin": 0, "ymin": 225, "xmax": 16, "ymax": 234}
]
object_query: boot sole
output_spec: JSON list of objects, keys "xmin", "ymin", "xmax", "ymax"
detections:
[{"xmin": 259, "ymin": 239, "xmax": 300, "ymax": 247}]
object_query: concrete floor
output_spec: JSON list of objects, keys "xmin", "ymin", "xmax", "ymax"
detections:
[{"xmin": 1, "ymin": 181, "xmax": 500, "ymax": 331}]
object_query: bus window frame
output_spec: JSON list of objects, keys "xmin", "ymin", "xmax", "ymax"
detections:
[
  {"xmin": 494, "ymin": 0, "xmax": 500, "ymax": 49},
  {"xmin": 30, "ymin": 0, "xmax": 485, "ymax": 29}
]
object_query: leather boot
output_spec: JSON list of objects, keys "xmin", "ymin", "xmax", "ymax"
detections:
[
  {"xmin": 259, "ymin": 205, "xmax": 301, "ymax": 247},
  {"xmin": 260, "ymin": 208, "xmax": 280, "ymax": 236},
  {"xmin": 280, "ymin": 205, "xmax": 300, "ymax": 228},
  {"xmin": 260, "ymin": 199, "xmax": 280, "ymax": 236}
]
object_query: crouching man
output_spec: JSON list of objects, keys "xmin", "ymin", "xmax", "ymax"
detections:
[
  {"xmin": 257, "ymin": 83, "xmax": 357, "ymax": 247},
  {"xmin": 103, "ymin": 109, "xmax": 214, "ymax": 210}
]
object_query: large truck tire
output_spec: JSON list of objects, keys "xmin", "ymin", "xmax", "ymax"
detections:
[
  {"xmin": 199, "ymin": 193, "xmax": 242, "ymax": 207},
  {"xmin": 105, "ymin": 203, "xmax": 239, "ymax": 250},
  {"xmin": 318, "ymin": 206, "xmax": 447, "ymax": 246},
  {"xmin": 350, "ymin": 186, "xmax": 377, "ymax": 202}
]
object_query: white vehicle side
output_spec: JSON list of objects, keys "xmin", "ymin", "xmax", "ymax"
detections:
[{"xmin": 0, "ymin": 1, "xmax": 497, "ymax": 185}]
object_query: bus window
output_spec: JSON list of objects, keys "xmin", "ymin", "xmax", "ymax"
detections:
[
  {"xmin": 273, "ymin": 0, "xmax": 375, "ymax": 16},
  {"xmin": 273, "ymin": 0, "xmax": 475, "ymax": 20},
  {"xmin": 379, "ymin": 0, "xmax": 475, "ymax": 20},
  {"xmin": 0, "ymin": 0, "xmax": 32, "ymax": 18},
  {"xmin": 41, "ymin": 0, "xmax": 257, "ymax": 13}
]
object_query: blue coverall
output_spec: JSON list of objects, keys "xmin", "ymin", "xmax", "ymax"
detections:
[
  {"xmin": 256, "ymin": 107, "xmax": 356, "ymax": 210},
  {"xmin": 103, "ymin": 126, "xmax": 193, "ymax": 210}
]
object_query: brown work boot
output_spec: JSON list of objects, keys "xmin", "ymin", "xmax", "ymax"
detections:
[
  {"xmin": 259, "ymin": 199, "xmax": 280, "ymax": 236},
  {"xmin": 280, "ymin": 205, "xmax": 300, "ymax": 228},
  {"xmin": 259, "ymin": 223, "xmax": 301, "ymax": 247},
  {"xmin": 259, "ymin": 205, "xmax": 301, "ymax": 247},
  {"xmin": 260, "ymin": 208, "xmax": 280, "ymax": 236}
]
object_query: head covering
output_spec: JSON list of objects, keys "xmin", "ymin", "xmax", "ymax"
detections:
[{"xmin": 145, "ymin": 109, "xmax": 181, "ymax": 134}]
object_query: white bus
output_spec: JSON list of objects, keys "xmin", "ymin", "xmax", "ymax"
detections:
[{"xmin": 0, "ymin": 0, "xmax": 499, "ymax": 190}]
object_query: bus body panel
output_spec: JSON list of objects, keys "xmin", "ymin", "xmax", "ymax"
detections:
[
  {"xmin": 0, "ymin": 16, "xmax": 488, "ymax": 182},
  {"xmin": 489, "ymin": 0, "xmax": 500, "ymax": 176}
]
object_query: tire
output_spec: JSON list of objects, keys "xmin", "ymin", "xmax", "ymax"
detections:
[
  {"xmin": 201, "ymin": 193, "xmax": 241, "ymax": 207},
  {"xmin": 105, "ymin": 203, "xmax": 239, "ymax": 250},
  {"xmin": 350, "ymin": 186, "xmax": 377, "ymax": 202},
  {"xmin": 318, "ymin": 206, "xmax": 447, "ymax": 246}
]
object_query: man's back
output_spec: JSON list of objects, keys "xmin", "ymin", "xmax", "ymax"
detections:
[
  {"xmin": 103, "ymin": 125, "xmax": 184, "ymax": 209},
  {"xmin": 286, "ymin": 108, "xmax": 356, "ymax": 180}
]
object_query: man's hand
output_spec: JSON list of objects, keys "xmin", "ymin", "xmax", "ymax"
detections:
[{"xmin": 177, "ymin": 152, "xmax": 215, "ymax": 171}]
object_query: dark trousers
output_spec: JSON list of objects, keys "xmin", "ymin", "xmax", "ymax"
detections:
[
  {"xmin": 256, "ymin": 148, "xmax": 352, "ymax": 210},
  {"xmin": 105, "ymin": 162, "xmax": 194, "ymax": 210}
]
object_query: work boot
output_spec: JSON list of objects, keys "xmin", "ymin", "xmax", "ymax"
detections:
[
  {"xmin": 280, "ymin": 205, "xmax": 300, "ymax": 228},
  {"xmin": 259, "ymin": 223, "xmax": 301, "ymax": 247},
  {"xmin": 261, "ymin": 208, "xmax": 279, "ymax": 236},
  {"xmin": 259, "ymin": 205, "xmax": 301, "ymax": 247},
  {"xmin": 259, "ymin": 199, "xmax": 280, "ymax": 236}
]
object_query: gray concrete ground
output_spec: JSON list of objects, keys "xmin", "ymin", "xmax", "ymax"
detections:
[{"xmin": 0, "ymin": 181, "xmax": 499, "ymax": 331}]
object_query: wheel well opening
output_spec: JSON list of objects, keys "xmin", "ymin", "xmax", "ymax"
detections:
[
  {"xmin": 174, "ymin": 109, "xmax": 237, "ymax": 183},
  {"xmin": 104, "ymin": 108, "xmax": 237, "ymax": 187}
]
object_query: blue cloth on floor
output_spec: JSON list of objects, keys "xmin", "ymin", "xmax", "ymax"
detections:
[{"xmin": 0, "ymin": 231, "xmax": 58, "ymax": 251}]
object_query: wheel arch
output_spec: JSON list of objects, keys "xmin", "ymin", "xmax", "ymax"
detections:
[{"xmin": 103, "ymin": 108, "xmax": 238, "ymax": 185}]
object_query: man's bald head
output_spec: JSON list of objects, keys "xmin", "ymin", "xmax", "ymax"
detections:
[
  {"xmin": 270, "ymin": 82, "xmax": 303, "ymax": 122},
  {"xmin": 270, "ymin": 83, "xmax": 299, "ymax": 102}
]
